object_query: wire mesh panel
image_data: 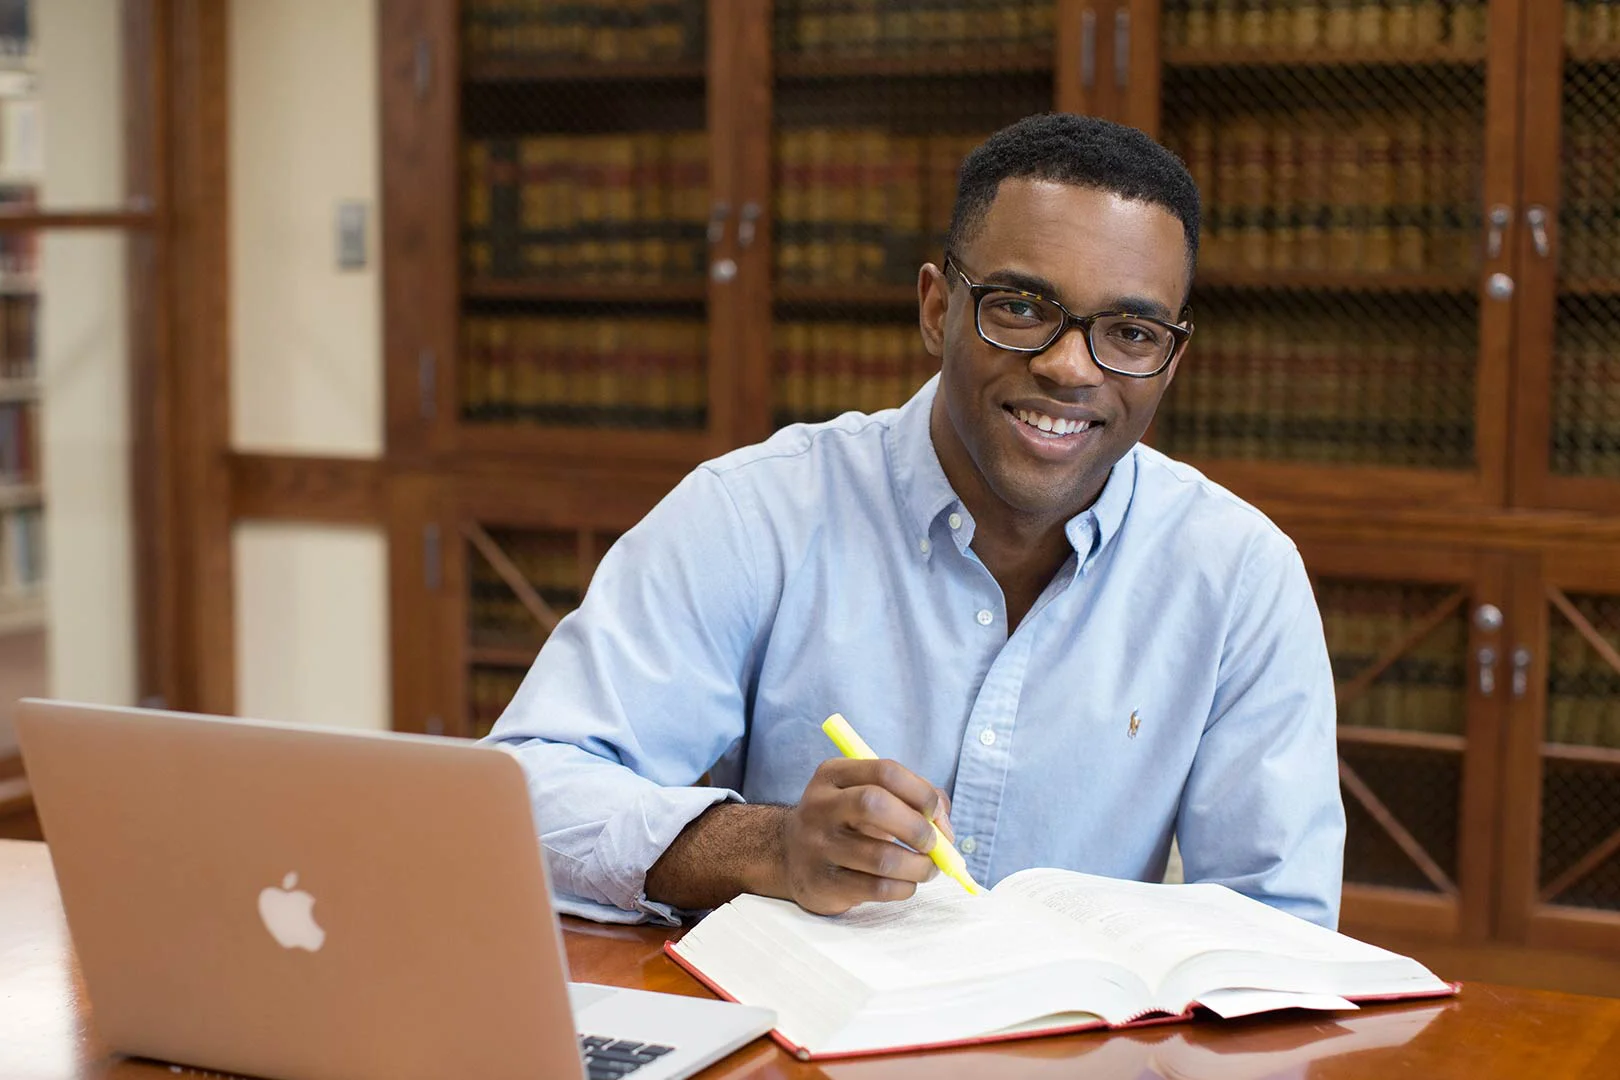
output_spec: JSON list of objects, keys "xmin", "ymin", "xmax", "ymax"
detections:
[
  {"xmin": 769, "ymin": 2, "xmax": 1054, "ymax": 428},
  {"xmin": 1154, "ymin": 3, "xmax": 1487, "ymax": 470},
  {"xmin": 1537, "ymin": 589, "xmax": 1620, "ymax": 912},
  {"xmin": 469, "ymin": 665, "xmax": 528, "ymax": 739},
  {"xmin": 1320, "ymin": 578, "xmax": 1470, "ymax": 735},
  {"xmin": 468, "ymin": 527, "xmax": 582, "ymax": 651},
  {"xmin": 1317, "ymin": 574, "xmax": 1471, "ymax": 893},
  {"xmin": 459, "ymin": 0, "xmax": 708, "ymax": 433},
  {"xmin": 1550, "ymin": 14, "xmax": 1620, "ymax": 479}
]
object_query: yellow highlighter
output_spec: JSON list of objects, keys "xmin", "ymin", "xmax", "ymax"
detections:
[{"xmin": 821, "ymin": 713, "xmax": 987, "ymax": 896}]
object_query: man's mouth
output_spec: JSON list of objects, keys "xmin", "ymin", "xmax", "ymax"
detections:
[{"xmin": 1008, "ymin": 406, "xmax": 1101, "ymax": 438}]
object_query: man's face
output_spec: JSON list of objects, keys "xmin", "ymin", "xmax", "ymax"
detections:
[{"xmin": 920, "ymin": 179, "xmax": 1191, "ymax": 529}]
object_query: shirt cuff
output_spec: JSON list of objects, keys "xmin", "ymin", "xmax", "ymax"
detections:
[{"xmin": 581, "ymin": 783, "xmax": 745, "ymax": 925}]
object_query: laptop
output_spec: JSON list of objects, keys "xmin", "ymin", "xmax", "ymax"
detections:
[{"xmin": 15, "ymin": 699, "xmax": 775, "ymax": 1080}]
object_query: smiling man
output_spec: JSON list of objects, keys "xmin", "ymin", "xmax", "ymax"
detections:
[{"xmin": 488, "ymin": 114, "xmax": 1345, "ymax": 929}]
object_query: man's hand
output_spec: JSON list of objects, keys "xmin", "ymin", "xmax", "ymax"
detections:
[{"xmin": 780, "ymin": 758, "xmax": 954, "ymax": 915}]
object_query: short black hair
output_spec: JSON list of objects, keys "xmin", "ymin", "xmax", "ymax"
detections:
[{"xmin": 947, "ymin": 113, "xmax": 1201, "ymax": 289}]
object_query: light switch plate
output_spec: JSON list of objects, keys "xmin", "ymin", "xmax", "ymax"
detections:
[{"xmin": 336, "ymin": 200, "xmax": 367, "ymax": 270}]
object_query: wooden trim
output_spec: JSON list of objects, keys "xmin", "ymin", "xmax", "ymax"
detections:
[
  {"xmin": 1053, "ymin": 0, "xmax": 1096, "ymax": 116},
  {"xmin": 1542, "ymin": 743, "xmax": 1620, "ymax": 767},
  {"xmin": 456, "ymin": 424, "xmax": 716, "ymax": 467},
  {"xmin": 464, "ymin": 59, "xmax": 706, "ymax": 82},
  {"xmin": 1508, "ymin": 0, "xmax": 1566, "ymax": 510},
  {"xmin": 166, "ymin": 0, "xmax": 234, "ymax": 715},
  {"xmin": 1335, "ymin": 588, "xmax": 1469, "ymax": 707},
  {"xmin": 1273, "ymin": 502, "xmax": 1620, "ymax": 553},
  {"xmin": 1340, "ymin": 757, "xmax": 1459, "ymax": 896},
  {"xmin": 1457, "ymin": 553, "xmax": 1512, "ymax": 941},
  {"xmin": 387, "ymin": 474, "xmax": 456, "ymax": 737},
  {"xmin": 380, "ymin": 0, "xmax": 459, "ymax": 460},
  {"xmin": 0, "ymin": 211, "xmax": 159, "ymax": 231},
  {"xmin": 1526, "ymin": 906, "xmax": 1620, "ymax": 956},
  {"xmin": 726, "ymin": 0, "xmax": 774, "ymax": 448},
  {"xmin": 774, "ymin": 51, "xmax": 1053, "ymax": 80},
  {"xmin": 1337, "ymin": 725, "xmax": 1469, "ymax": 754},
  {"xmin": 1182, "ymin": 459, "xmax": 1492, "ymax": 510},
  {"xmin": 1496, "ymin": 554, "xmax": 1550, "ymax": 942},
  {"xmin": 1122, "ymin": 0, "xmax": 1161, "ymax": 134},
  {"xmin": 1540, "ymin": 827, "xmax": 1620, "ymax": 905},
  {"xmin": 1161, "ymin": 44, "xmax": 1487, "ymax": 68},
  {"xmin": 1194, "ymin": 269, "xmax": 1475, "ymax": 293},
  {"xmin": 228, "ymin": 454, "xmax": 386, "ymax": 524},
  {"xmin": 461, "ymin": 521, "xmax": 560, "ymax": 636},
  {"xmin": 1340, "ymin": 885, "xmax": 1460, "ymax": 939}
]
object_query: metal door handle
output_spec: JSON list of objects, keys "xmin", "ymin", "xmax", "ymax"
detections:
[
  {"xmin": 1511, "ymin": 646, "xmax": 1532, "ymax": 698},
  {"xmin": 1526, "ymin": 205, "xmax": 1551, "ymax": 259},
  {"xmin": 737, "ymin": 202, "xmax": 760, "ymax": 249},
  {"xmin": 1081, "ymin": 10, "xmax": 1096, "ymax": 90},
  {"xmin": 1115, "ymin": 10, "xmax": 1130, "ymax": 90},
  {"xmin": 1477, "ymin": 646, "xmax": 1497, "ymax": 696},
  {"xmin": 1485, "ymin": 204, "xmax": 1511, "ymax": 259},
  {"xmin": 707, "ymin": 200, "xmax": 730, "ymax": 246}
]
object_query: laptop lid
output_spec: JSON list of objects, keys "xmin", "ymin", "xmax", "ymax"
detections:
[{"xmin": 16, "ymin": 699, "xmax": 586, "ymax": 1080}]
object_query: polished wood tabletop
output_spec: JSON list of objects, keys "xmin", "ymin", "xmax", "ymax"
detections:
[{"xmin": 3, "ymin": 839, "xmax": 1619, "ymax": 1080}]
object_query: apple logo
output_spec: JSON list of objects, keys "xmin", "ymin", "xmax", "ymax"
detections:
[{"xmin": 257, "ymin": 872, "xmax": 326, "ymax": 952}]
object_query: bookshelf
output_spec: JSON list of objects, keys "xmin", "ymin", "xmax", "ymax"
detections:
[{"xmin": 374, "ymin": 0, "xmax": 1620, "ymax": 961}]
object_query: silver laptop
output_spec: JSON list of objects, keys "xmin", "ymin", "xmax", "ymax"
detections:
[{"xmin": 16, "ymin": 699, "xmax": 774, "ymax": 1080}]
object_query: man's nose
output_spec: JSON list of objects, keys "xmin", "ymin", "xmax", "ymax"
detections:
[{"xmin": 1027, "ymin": 325, "xmax": 1108, "ymax": 389}]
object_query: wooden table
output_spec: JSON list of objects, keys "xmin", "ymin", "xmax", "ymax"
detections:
[{"xmin": 4, "ymin": 839, "xmax": 1619, "ymax": 1079}]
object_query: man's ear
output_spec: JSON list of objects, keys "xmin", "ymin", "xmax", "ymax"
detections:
[{"xmin": 918, "ymin": 263, "xmax": 948, "ymax": 358}]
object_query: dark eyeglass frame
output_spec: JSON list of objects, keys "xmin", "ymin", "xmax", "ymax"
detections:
[{"xmin": 943, "ymin": 253, "xmax": 1194, "ymax": 379}]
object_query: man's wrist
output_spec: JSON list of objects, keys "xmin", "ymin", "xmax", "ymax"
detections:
[{"xmin": 645, "ymin": 802, "xmax": 792, "ymax": 910}]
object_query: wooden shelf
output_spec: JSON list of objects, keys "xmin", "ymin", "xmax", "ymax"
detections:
[
  {"xmin": 462, "ymin": 278, "xmax": 707, "ymax": 304},
  {"xmin": 463, "ymin": 59, "xmax": 705, "ymax": 84},
  {"xmin": 0, "ymin": 483, "xmax": 40, "ymax": 510},
  {"xmin": 776, "ymin": 49, "xmax": 1052, "ymax": 79},
  {"xmin": 1164, "ymin": 44, "xmax": 1487, "ymax": 68},
  {"xmin": 775, "ymin": 283, "xmax": 919, "ymax": 306},
  {"xmin": 0, "ymin": 377, "xmax": 36, "ymax": 403},
  {"xmin": 1562, "ymin": 278, "xmax": 1620, "ymax": 297},
  {"xmin": 1568, "ymin": 43, "xmax": 1620, "ymax": 64},
  {"xmin": 1542, "ymin": 743, "xmax": 1620, "ymax": 767},
  {"xmin": 1196, "ymin": 268, "xmax": 1476, "ymax": 293},
  {"xmin": 468, "ymin": 643, "xmax": 543, "ymax": 668},
  {"xmin": 0, "ymin": 594, "xmax": 44, "ymax": 635},
  {"xmin": 1338, "ymin": 725, "xmax": 1468, "ymax": 753}
]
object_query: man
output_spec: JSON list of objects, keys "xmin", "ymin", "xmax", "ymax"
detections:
[{"xmin": 488, "ymin": 113, "xmax": 1344, "ymax": 929}]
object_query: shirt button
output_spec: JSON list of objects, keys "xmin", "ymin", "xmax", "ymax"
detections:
[
  {"xmin": 976, "ymin": 609, "xmax": 993, "ymax": 626},
  {"xmin": 948, "ymin": 512, "xmax": 962, "ymax": 530},
  {"xmin": 959, "ymin": 836, "xmax": 978, "ymax": 854},
  {"xmin": 978, "ymin": 728, "xmax": 996, "ymax": 747},
  {"xmin": 919, "ymin": 538, "xmax": 931, "ymax": 554}
]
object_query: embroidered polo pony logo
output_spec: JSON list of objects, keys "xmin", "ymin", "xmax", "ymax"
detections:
[{"xmin": 1128, "ymin": 710, "xmax": 1142, "ymax": 739}]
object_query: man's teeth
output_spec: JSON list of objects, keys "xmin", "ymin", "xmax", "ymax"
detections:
[{"xmin": 1014, "ymin": 408, "xmax": 1095, "ymax": 436}]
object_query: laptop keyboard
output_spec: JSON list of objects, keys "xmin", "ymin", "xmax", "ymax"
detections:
[{"xmin": 578, "ymin": 1035, "xmax": 676, "ymax": 1079}]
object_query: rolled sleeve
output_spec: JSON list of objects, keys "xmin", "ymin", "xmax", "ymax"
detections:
[
  {"xmin": 485, "ymin": 466, "xmax": 765, "ymax": 923},
  {"xmin": 1177, "ymin": 542, "xmax": 1345, "ymax": 929}
]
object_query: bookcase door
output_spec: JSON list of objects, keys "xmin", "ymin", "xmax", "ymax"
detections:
[
  {"xmin": 1508, "ymin": 3, "xmax": 1620, "ymax": 512},
  {"xmin": 1498, "ymin": 547, "xmax": 1620, "ymax": 954},
  {"xmin": 1297, "ymin": 539, "xmax": 1509, "ymax": 942},
  {"xmin": 753, "ymin": 0, "xmax": 1061, "ymax": 439},
  {"xmin": 445, "ymin": 468, "xmax": 679, "ymax": 739},
  {"xmin": 1135, "ymin": 0, "xmax": 1522, "ymax": 510}
]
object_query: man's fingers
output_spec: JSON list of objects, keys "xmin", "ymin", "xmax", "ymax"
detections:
[
  {"xmin": 827, "ymin": 833, "xmax": 938, "ymax": 884},
  {"xmin": 841, "ymin": 784, "xmax": 939, "ymax": 853},
  {"xmin": 932, "ymin": 786, "xmax": 955, "ymax": 841},
  {"xmin": 820, "ymin": 757, "xmax": 940, "ymax": 817}
]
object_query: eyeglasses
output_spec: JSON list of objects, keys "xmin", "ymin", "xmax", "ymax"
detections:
[{"xmin": 944, "ymin": 254, "xmax": 1193, "ymax": 379}]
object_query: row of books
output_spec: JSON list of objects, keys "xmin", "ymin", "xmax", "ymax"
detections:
[
  {"xmin": 1550, "ymin": 334, "xmax": 1620, "ymax": 479},
  {"xmin": 463, "ymin": 133, "xmax": 709, "ymax": 284},
  {"xmin": 0, "ymin": 399, "xmax": 35, "ymax": 482},
  {"xmin": 776, "ymin": 129, "xmax": 977, "ymax": 287},
  {"xmin": 468, "ymin": 666, "xmax": 527, "ymax": 741},
  {"xmin": 1163, "ymin": 1, "xmax": 1488, "ymax": 53},
  {"xmin": 461, "ymin": 316, "xmax": 707, "ymax": 429},
  {"xmin": 1567, "ymin": 2, "xmax": 1620, "ymax": 47},
  {"xmin": 773, "ymin": 321, "xmax": 934, "ymax": 427},
  {"xmin": 0, "ymin": 293, "xmax": 34, "ymax": 378},
  {"xmin": 1156, "ymin": 305, "xmax": 1476, "ymax": 468},
  {"xmin": 1546, "ymin": 609, "xmax": 1620, "ymax": 748},
  {"xmin": 0, "ymin": 503, "xmax": 39, "ymax": 598},
  {"xmin": 773, "ymin": 1, "xmax": 1055, "ymax": 58},
  {"xmin": 1164, "ymin": 112, "xmax": 1484, "ymax": 276},
  {"xmin": 462, "ymin": 0, "xmax": 705, "ymax": 67},
  {"xmin": 1561, "ymin": 114, "xmax": 1620, "ymax": 282},
  {"xmin": 469, "ymin": 530, "xmax": 583, "ymax": 644},
  {"xmin": 1321, "ymin": 587, "xmax": 1468, "ymax": 734}
]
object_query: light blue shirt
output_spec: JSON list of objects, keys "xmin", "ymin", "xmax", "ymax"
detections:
[{"xmin": 489, "ymin": 377, "xmax": 1345, "ymax": 928}]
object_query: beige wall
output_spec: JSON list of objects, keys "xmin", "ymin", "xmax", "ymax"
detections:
[
  {"xmin": 37, "ymin": 1, "xmax": 137, "ymax": 708},
  {"xmin": 230, "ymin": 0, "xmax": 389, "ymax": 730}
]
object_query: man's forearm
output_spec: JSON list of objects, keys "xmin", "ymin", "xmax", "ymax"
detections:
[{"xmin": 644, "ymin": 802, "xmax": 790, "ymax": 911}]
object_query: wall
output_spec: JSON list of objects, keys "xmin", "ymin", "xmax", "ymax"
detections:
[
  {"xmin": 36, "ymin": 0, "xmax": 136, "ymax": 712},
  {"xmin": 230, "ymin": 0, "xmax": 388, "ymax": 730}
]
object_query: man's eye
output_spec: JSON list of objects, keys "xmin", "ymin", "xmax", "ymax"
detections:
[{"xmin": 992, "ymin": 299, "xmax": 1040, "ymax": 319}]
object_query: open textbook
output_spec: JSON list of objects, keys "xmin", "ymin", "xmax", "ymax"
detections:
[{"xmin": 667, "ymin": 869, "xmax": 1456, "ymax": 1059}]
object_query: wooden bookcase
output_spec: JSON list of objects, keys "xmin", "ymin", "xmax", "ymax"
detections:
[{"xmin": 370, "ymin": 0, "xmax": 1620, "ymax": 963}]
